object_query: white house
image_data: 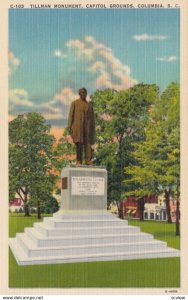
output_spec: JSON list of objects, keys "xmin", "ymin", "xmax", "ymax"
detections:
[{"xmin": 143, "ymin": 195, "xmax": 167, "ymax": 221}]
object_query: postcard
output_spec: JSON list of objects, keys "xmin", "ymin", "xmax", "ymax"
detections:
[{"xmin": 0, "ymin": 0, "xmax": 188, "ymax": 297}]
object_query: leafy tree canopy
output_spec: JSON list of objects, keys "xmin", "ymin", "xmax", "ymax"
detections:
[{"xmin": 9, "ymin": 112, "xmax": 56, "ymax": 216}]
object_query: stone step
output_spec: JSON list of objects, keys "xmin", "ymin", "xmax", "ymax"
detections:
[
  {"xmin": 43, "ymin": 217, "xmax": 128, "ymax": 228},
  {"xmin": 25, "ymin": 227, "xmax": 154, "ymax": 248},
  {"xmin": 9, "ymin": 238, "xmax": 180, "ymax": 266},
  {"xmin": 53, "ymin": 211, "xmax": 118, "ymax": 220},
  {"xmin": 9, "ymin": 210, "xmax": 180, "ymax": 266},
  {"xmin": 33, "ymin": 222, "xmax": 139, "ymax": 237},
  {"xmin": 16, "ymin": 232, "xmax": 167, "ymax": 258},
  {"xmin": 25, "ymin": 228, "xmax": 44, "ymax": 246}
]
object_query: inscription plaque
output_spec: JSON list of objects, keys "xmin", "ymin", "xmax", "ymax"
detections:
[{"xmin": 71, "ymin": 176, "xmax": 104, "ymax": 196}]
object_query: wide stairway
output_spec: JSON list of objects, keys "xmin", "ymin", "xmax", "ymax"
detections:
[{"xmin": 9, "ymin": 211, "xmax": 180, "ymax": 265}]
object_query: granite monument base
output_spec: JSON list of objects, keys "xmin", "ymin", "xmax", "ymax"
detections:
[{"xmin": 61, "ymin": 166, "xmax": 107, "ymax": 211}]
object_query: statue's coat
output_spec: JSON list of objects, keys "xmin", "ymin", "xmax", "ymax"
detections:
[{"xmin": 68, "ymin": 99, "xmax": 95, "ymax": 144}]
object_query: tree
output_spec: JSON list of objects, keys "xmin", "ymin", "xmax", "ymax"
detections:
[
  {"xmin": 29, "ymin": 171, "xmax": 56, "ymax": 219},
  {"xmin": 41, "ymin": 196, "xmax": 59, "ymax": 214},
  {"xmin": 29, "ymin": 174, "xmax": 58, "ymax": 218},
  {"xmin": 9, "ymin": 112, "xmax": 55, "ymax": 217},
  {"xmin": 91, "ymin": 89, "xmax": 121, "ymax": 207},
  {"xmin": 91, "ymin": 84, "xmax": 159, "ymax": 208},
  {"xmin": 53, "ymin": 128, "xmax": 76, "ymax": 172},
  {"xmin": 52, "ymin": 128, "xmax": 76, "ymax": 196},
  {"xmin": 124, "ymin": 83, "xmax": 180, "ymax": 232}
]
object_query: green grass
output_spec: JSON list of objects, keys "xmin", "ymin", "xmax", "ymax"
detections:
[
  {"xmin": 128, "ymin": 219, "xmax": 180, "ymax": 250},
  {"xmin": 9, "ymin": 213, "xmax": 52, "ymax": 238},
  {"xmin": 9, "ymin": 214, "xmax": 180, "ymax": 288},
  {"xmin": 9, "ymin": 250, "xmax": 180, "ymax": 288}
]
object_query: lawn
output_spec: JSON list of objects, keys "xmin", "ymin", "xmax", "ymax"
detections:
[
  {"xmin": 9, "ymin": 213, "xmax": 52, "ymax": 238},
  {"xmin": 9, "ymin": 214, "xmax": 180, "ymax": 288},
  {"xmin": 128, "ymin": 219, "xmax": 180, "ymax": 250}
]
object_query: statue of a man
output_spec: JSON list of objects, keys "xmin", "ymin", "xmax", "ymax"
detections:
[{"xmin": 67, "ymin": 88, "xmax": 95, "ymax": 167}]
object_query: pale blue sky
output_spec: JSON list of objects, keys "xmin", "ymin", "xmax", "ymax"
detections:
[{"xmin": 9, "ymin": 9, "xmax": 180, "ymax": 127}]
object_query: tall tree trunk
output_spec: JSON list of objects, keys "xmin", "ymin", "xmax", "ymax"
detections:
[
  {"xmin": 107, "ymin": 201, "xmax": 111, "ymax": 210},
  {"xmin": 117, "ymin": 201, "xmax": 124, "ymax": 219},
  {"xmin": 176, "ymin": 199, "xmax": 180, "ymax": 236},
  {"xmin": 17, "ymin": 188, "xmax": 30, "ymax": 216},
  {"xmin": 165, "ymin": 189, "xmax": 172, "ymax": 223},
  {"xmin": 24, "ymin": 202, "xmax": 30, "ymax": 216},
  {"xmin": 139, "ymin": 198, "xmax": 145, "ymax": 221},
  {"xmin": 37, "ymin": 200, "xmax": 41, "ymax": 219},
  {"xmin": 24, "ymin": 192, "xmax": 30, "ymax": 216}
]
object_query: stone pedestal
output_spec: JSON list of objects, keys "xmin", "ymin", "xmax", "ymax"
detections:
[
  {"xmin": 9, "ymin": 165, "xmax": 180, "ymax": 265},
  {"xmin": 61, "ymin": 166, "xmax": 107, "ymax": 211}
]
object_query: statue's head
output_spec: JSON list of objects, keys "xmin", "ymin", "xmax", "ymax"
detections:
[{"xmin": 78, "ymin": 88, "xmax": 87, "ymax": 100}]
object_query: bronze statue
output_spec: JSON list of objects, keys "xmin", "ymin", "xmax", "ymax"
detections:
[{"xmin": 67, "ymin": 88, "xmax": 95, "ymax": 167}]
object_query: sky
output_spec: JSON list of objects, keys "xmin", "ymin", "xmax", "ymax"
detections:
[{"xmin": 9, "ymin": 9, "xmax": 180, "ymax": 139}]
